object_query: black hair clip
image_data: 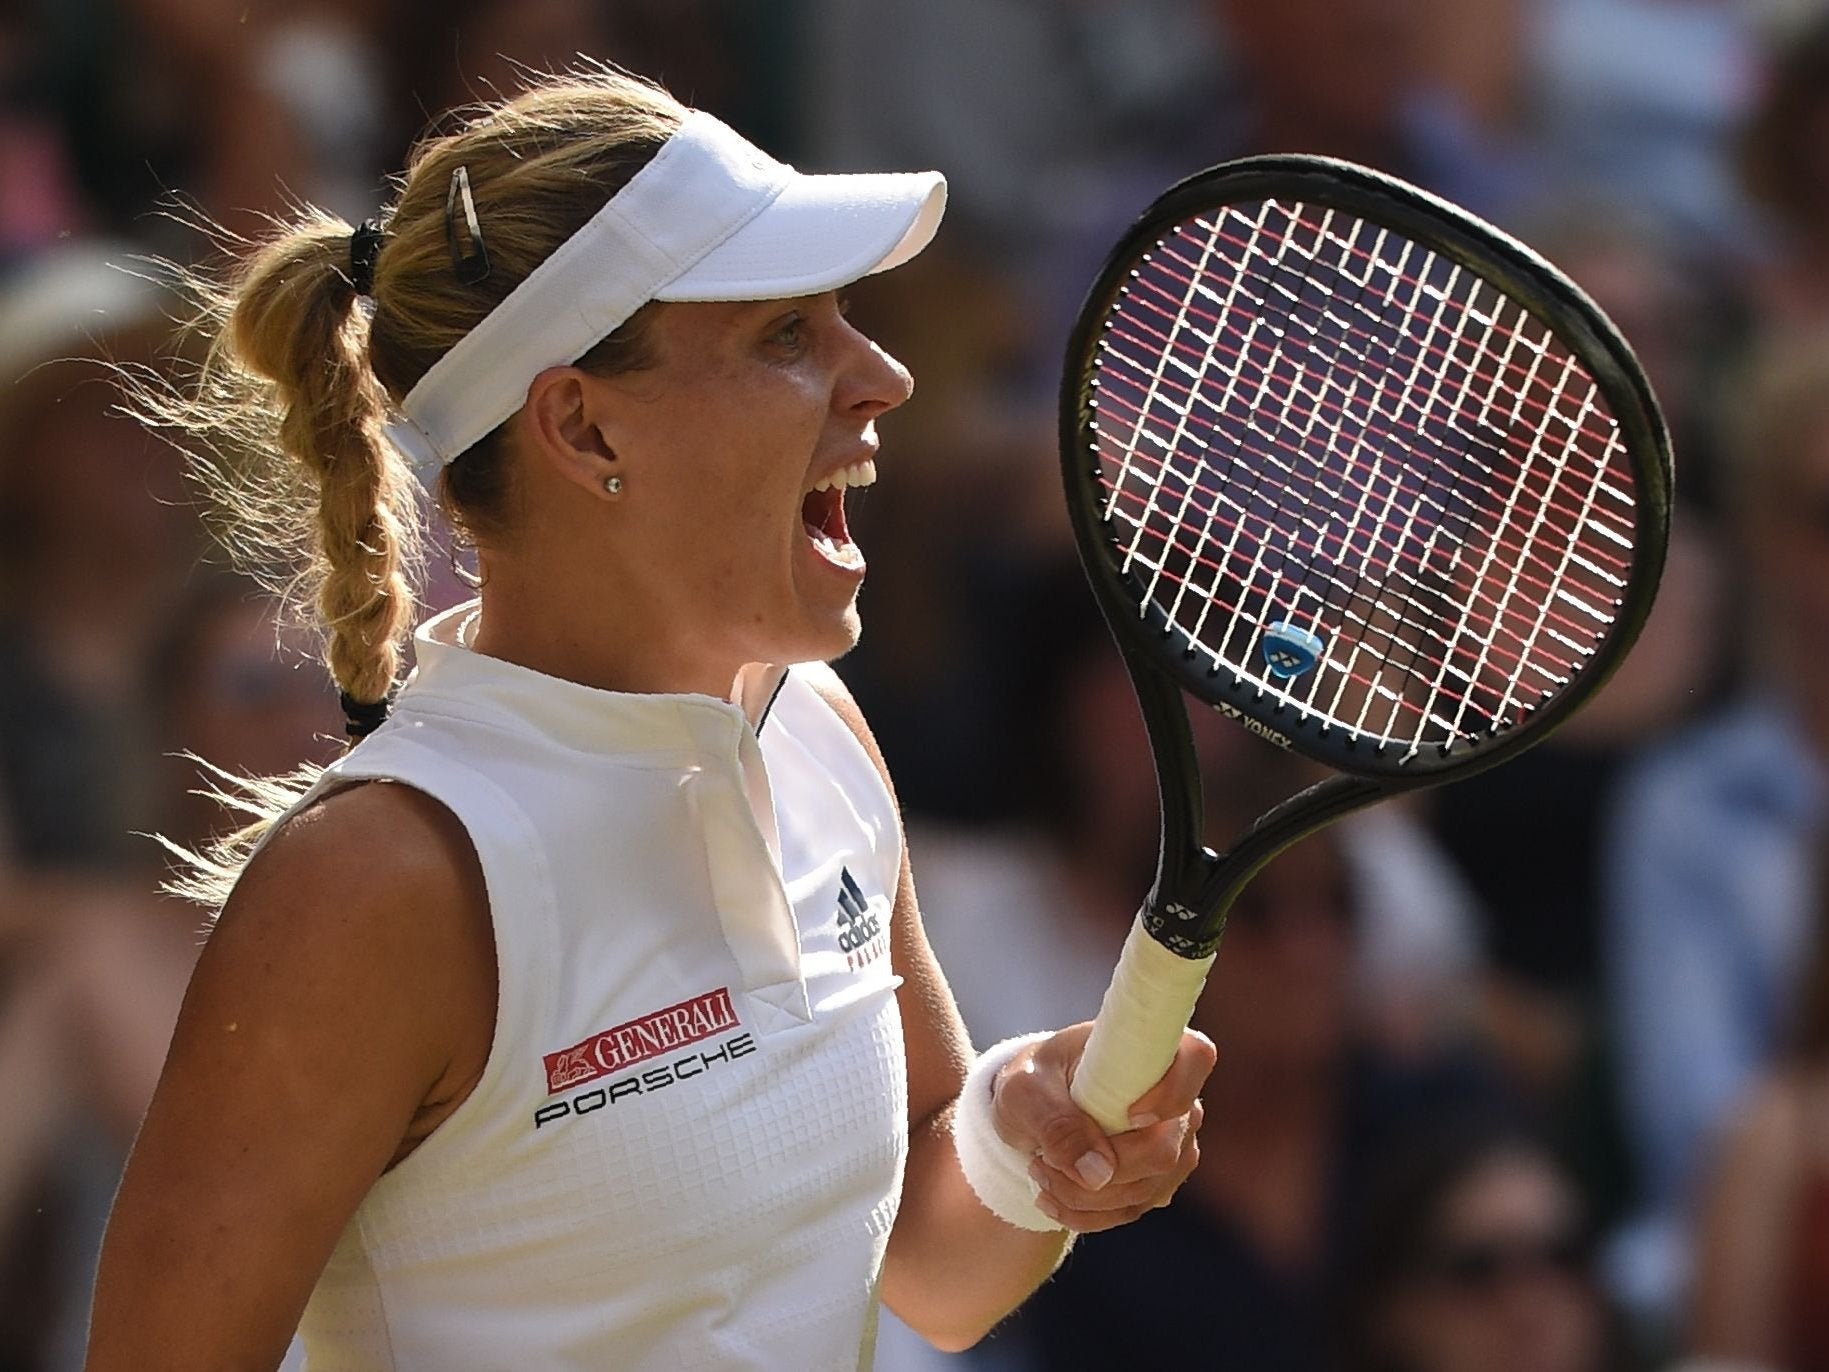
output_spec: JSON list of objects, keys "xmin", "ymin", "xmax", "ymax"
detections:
[
  {"xmin": 445, "ymin": 165, "xmax": 491, "ymax": 286},
  {"xmin": 339, "ymin": 689, "xmax": 393, "ymax": 740},
  {"xmin": 348, "ymin": 219, "xmax": 384, "ymax": 297}
]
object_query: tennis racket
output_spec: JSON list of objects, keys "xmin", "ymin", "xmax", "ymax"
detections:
[{"xmin": 1061, "ymin": 156, "xmax": 1672, "ymax": 1133}]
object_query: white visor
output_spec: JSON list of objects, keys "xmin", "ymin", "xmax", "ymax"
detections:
[{"xmin": 384, "ymin": 111, "xmax": 946, "ymax": 480}]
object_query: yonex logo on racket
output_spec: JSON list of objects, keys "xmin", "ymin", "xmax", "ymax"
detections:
[{"xmin": 1213, "ymin": 700, "xmax": 1292, "ymax": 750}]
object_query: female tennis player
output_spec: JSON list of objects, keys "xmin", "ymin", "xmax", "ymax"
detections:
[{"xmin": 83, "ymin": 69, "xmax": 1213, "ymax": 1371}]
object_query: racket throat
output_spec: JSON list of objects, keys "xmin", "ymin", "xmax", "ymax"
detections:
[{"xmin": 1140, "ymin": 894, "xmax": 1231, "ymax": 960}]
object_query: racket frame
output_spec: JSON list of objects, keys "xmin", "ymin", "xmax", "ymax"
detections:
[{"xmin": 1061, "ymin": 154, "xmax": 1674, "ymax": 960}]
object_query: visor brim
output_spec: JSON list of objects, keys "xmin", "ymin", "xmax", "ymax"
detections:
[{"xmin": 656, "ymin": 169, "xmax": 946, "ymax": 302}]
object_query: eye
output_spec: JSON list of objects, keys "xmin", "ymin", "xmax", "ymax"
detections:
[{"xmin": 766, "ymin": 311, "xmax": 807, "ymax": 349}]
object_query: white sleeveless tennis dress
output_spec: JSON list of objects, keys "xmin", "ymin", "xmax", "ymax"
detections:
[{"xmin": 283, "ymin": 602, "xmax": 908, "ymax": 1370}]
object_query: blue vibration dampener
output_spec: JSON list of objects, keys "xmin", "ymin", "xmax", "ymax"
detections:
[{"xmin": 1263, "ymin": 621, "xmax": 1325, "ymax": 679}]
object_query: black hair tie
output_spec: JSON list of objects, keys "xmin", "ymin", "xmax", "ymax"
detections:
[
  {"xmin": 339, "ymin": 689, "xmax": 392, "ymax": 740},
  {"xmin": 348, "ymin": 220, "xmax": 385, "ymax": 297}
]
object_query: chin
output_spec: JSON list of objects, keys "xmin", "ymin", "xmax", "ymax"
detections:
[
  {"xmin": 804, "ymin": 606, "xmax": 864, "ymax": 665},
  {"xmin": 751, "ymin": 605, "xmax": 862, "ymax": 669}
]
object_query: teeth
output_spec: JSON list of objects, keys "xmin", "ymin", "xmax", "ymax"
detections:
[
  {"xmin": 808, "ymin": 527, "xmax": 865, "ymax": 569},
  {"xmin": 809, "ymin": 459, "xmax": 878, "ymax": 494}
]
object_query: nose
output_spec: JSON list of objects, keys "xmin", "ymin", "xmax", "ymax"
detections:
[{"xmin": 839, "ymin": 322, "xmax": 914, "ymax": 421}]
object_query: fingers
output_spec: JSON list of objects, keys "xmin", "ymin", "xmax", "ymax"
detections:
[
  {"xmin": 993, "ymin": 1038, "xmax": 1121, "ymax": 1193},
  {"xmin": 989, "ymin": 1024, "xmax": 1215, "ymax": 1235},
  {"xmin": 1029, "ymin": 1099, "xmax": 1204, "ymax": 1233},
  {"xmin": 1119, "ymin": 1028, "xmax": 1216, "ymax": 1130}
]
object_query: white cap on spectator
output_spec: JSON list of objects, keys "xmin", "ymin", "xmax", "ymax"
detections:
[{"xmin": 0, "ymin": 245, "xmax": 169, "ymax": 390}]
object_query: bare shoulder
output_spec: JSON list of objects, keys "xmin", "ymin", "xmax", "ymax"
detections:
[
  {"xmin": 200, "ymin": 778, "xmax": 495, "ymax": 1102},
  {"xmin": 86, "ymin": 781, "xmax": 496, "ymax": 1367},
  {"xmin": 797, "ymin": 661, "xmax": 892, "ymax": 783},
  {"xmin": 235, "ymin": 777, "xmax": 482, "ymax": 912}
]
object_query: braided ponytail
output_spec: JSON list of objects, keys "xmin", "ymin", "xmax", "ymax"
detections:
[
  {"xmin": 128, "ymin": 65, "xmax": 686, "ymax": 910},
  {"xmin": 224, "ymin": 217, "xmax": 421, "ymax": 724}
]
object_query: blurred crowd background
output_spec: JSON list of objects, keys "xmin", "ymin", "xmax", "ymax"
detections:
[{"xmin": 3, "ymin": 0, "xmax": 1829, "ymax": 1369}]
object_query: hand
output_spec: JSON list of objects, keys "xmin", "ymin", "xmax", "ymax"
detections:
[{"xmin": 990, "ymin": 1021, "xmax": 1215, "ymax": 1233}]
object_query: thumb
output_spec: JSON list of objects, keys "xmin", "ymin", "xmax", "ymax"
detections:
[{"xmin": 998, "ymin": 1055, "xmax": 1119, "ymax": 1191}]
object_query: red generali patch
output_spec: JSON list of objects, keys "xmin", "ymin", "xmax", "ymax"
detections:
[{"xmin": 543, "ymin": 988, "xmax": 742, "ymax": 1095}]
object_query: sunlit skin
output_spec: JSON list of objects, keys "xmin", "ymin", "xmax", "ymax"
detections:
[{"xmin": 470, "ymin": 290, "xmax": 912, "ymax": 700}]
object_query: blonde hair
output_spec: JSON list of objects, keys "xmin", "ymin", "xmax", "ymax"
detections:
[{"xmin": 138, "ymin": 66, "xmax": 687, "ymax": 906}]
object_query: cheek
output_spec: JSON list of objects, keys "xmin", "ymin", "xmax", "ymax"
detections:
[{"xmin": 656, "ymin": 376, "xmax": 824, "ymax": 505}]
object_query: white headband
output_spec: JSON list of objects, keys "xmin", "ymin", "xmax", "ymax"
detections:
[{"xmin": 383, "ymin": 111, "xmax": 946, "ymax": 482}]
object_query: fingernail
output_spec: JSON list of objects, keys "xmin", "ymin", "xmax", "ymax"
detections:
[
  {"xmin": 1130, "ymin": 1112, "xmax": 1161, "ymax": 1129},
  {"xmin": 1076, "ymin": 1151, "xmax": 1114, "ymax": 1190}
]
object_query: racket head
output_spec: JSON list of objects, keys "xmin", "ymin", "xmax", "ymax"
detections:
[{"xmin": 1061, "ymin": 155, "xmax": 1673, "ymax": 784}]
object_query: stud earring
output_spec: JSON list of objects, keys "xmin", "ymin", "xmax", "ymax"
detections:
[{"xmin": 604, "ymin": 475, "xmax": 623, "ymax": 496}]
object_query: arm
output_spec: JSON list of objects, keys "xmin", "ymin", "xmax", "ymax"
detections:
[
  {"xmin": 85, "ymin": 782, "xmax": 496, "ymax": 1371},
  {"xmin": 1689, "ymin": 1075, "xmax": 1803, "ymax": 1366},
  {"xmin": 803, "ymin": 665, "xmax": 1213, "ymax": 1352},
  {"xmin": 1606, "ymin": 756, "xmax": 1768, "ymax": 1229}
]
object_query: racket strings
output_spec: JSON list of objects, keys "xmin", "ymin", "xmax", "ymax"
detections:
[
  {"xmin": 1153, "ymin": 217, "xmax": 1634, "ymax": 456},
  {"xmin": 1097, "ymin": 284, "xmax": 1634, "ymax": 636},
  {"xmin": 1089, "ymin": 197, "xmax": 1639, "ymax": 755},
  {"xmin": 1091, "ymin": 348, "xmax": 1612, "ymax": 659},
  {"xmin": 1202, "ymin": 209, "xmax": 1458, "ymax": 736},
  {"xmin": 1108, "ymin": 260, "xmax": 1636, "ymax": 574},
  {"xmin": 1141, "ymin": 208, "xmax": 1640, "ymax": 552},
  {"xmin": 1096, "ymin": 480, "xmax": 1570, "ymax": 731}
]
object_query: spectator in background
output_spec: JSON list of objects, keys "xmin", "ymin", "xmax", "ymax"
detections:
[
  {"xmin": 1338, "ymin": 1120, "xmax": 1616, "ymax": 1372},
  {"xmin": 0, "ymin": 247, "xmax": 196, "ymax": 874},
  {"xmin": 0, "ymin": 243, "xmax": 199, "ymax": 1370},
  {"xmin": 1740, "ymin": 9, "xmax": 1829, "ymax": 337},
  {"xmin": 830, "ymin": 245, "xmax": 1067, "ymax": 825},
  {"xmin": 1604, "ymin": 334, "xmax": 1829, "ymax": 1330},
  {"xmin": 148, "ymin": 573, "xmax": 345, "ymax": 870},
  {"xmin": 1426, "ymin": 199, "xmax": 1727, "ymax": 1225},
  {"xmin": 0, "ymin": 570, "xmax": 338, "ymax": 1371},
  {"xmin": 1532, "ymin": 0, "xmax": 1761, "ymax": 251},
  {"xmin": 36, "ymin": 0, "xmax": 390, "ymax": 244},
  {"xmin": 0, "ymin": 6, "xmax": 89, "ymax": 264},
  {"xmin": 1687, "ymin": 829, "xmax": 1829, "ymax": 1372},
  {"xmin": 806, "ymin": 0, "xmax": 1213, "ymax": 248},
  {"xmin": 1210, "ymin": 0, "xmax": 1537, "ymax": 223}
]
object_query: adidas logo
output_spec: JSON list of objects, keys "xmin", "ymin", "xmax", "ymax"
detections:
[{"xmin": 835, "ymin": 866, "xmax": 887, "ymax": 971}]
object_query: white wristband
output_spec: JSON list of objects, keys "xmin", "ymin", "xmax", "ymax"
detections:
[{"xmin": 954, "ymin": 1031, "xmax": 1063, "ymax": 1233}]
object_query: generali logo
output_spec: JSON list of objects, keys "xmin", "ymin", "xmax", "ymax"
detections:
[{"xmin": 542, "ymin": 987, "xmax": 741, "ymax": 1095}]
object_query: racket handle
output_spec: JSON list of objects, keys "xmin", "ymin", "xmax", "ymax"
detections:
[{"xmin": 1071, "ymin": 915, "xmax": 1216, "ymax": 1134}]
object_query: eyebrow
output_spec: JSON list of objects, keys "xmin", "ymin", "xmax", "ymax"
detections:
[{"xmin": 747, "ymin": 292, "xmax": 833, "ymax": 315}]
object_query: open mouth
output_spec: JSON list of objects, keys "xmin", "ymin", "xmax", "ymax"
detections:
[{"xmin": 801, "ymin": 458, "xmax": 877, "ymax": 572}]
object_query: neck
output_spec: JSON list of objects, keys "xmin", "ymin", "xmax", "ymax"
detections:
[{"xmin": 466, "ymin": 564, "xmax": 739, "ymax": 700}]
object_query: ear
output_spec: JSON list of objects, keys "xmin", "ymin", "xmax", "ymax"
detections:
[{"xmin": 521, "ymin": 365, "xmax": 621, "ymax": 498}]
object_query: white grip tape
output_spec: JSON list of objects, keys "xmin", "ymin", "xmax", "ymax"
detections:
[{"xmin": 1070, "ymin": 916, "xmax": 1215, "ymax": 1134}]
